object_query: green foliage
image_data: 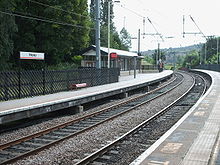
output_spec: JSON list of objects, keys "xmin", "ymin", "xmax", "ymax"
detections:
[
  {"xmin": 201, "ymin": 36, "xmax": 220, "ymax": 64},
  {"xmin": 71, "ymin": 55, "xmax": 83, "ymax": 66},
  {"xmin": 144, "ymin": 55, "xmax": 154, "ymax": 64},
  {"xmin": 89, "ymin": 0, "xmax": 130, "ymax": 51},
  {"xmin": 206, "ymin": 54, "xmax": 218, "ymax": 64},
  {"xmin": 0, "ymin": 0, "xmax": 91, "ymax": 70},
  {"xmin": 176, "ymin": 55, "xmax": 185, "ymax": 67},
  {"xmin": 120, "ymin": 27, "xmax": 131, "ymax": 51},
  {"xmin": 111, "ymin": 31, "xmax": 121, "ymax": 49},
  {"xmin": 47, "ymin": 62, "xmax": 78, "ymax": 70},
  {"xmin": 0, "ymin": 0, "xmax": 17, "ymax": 71},
  {"xmin": 182, "ymin": 50, "xmax": 199, "ymax": 67},
  {"xmin": 151, "ymin": 49, "xmax": 166, "ymax": 64}
]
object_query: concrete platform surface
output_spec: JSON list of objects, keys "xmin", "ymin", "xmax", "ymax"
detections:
[
  {"xmin": 0, "ymin": 70, "xmax": 173, "ymax": 124},
  {"xmin": 131, "ymin": 69, "xmax": 220, "ymax": 165}
]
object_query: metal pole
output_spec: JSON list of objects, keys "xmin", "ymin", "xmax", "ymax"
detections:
[
  {"xmin": 217, "ymin": 37, "xmax": 219, "ymax": 64},
  {"xmin": 183, "ymin": 15, "xmax": 185, "ymax": 38},
  {"xmin": 138, "ymin": 29, "xmax": 141, "ymax": 72},
  {"xmin": 204, "ymin": 42, "xmax": 207, "ymax": 64},
  {"xmin": 107, "ymin": 0, "xmax": 110, "ymax": 68},
  {"xmin": 134, "ymin": 29, "xmax": 140, "ymax": 79},
  {"xmin": 95, "ymin": 0, "xmax": 101, "ymax": 68},
  {"xmin": 158, "ymin": 43, "xmax": 160, "ymax": 61},
  {"xmin": 199, "ymin": 51, "xmax": 201, "ymax": 65},
  {"xmin": 134, "ymin": 57, "xmax": 137, "ymax": 78},
  {"xmin": 18, "ymin": 59, "xmax": 21, "ymax": 98},
  {"xmin": 138, "ymin": 29, "xmax": 140, "ymax": 55}
]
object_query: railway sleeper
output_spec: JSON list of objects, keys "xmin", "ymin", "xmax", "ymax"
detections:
[
  {"xmin": 64, "ymin": 126, "xmax": 82, "ymax": 131},
  {"xmin": 79, "ymin": 123, "xmax": 94, "ymax": 127},
  {"xmin": 86, "ymin": 119, "xmax": 103, "ymax": 123},
  {"xmin": 0, "ymin": 157, "xmax": 6, "ymax": 162},
  {"xmin": 3, "ymin": 147, "xmax": 27, "ymax": 154},
  {"xmin": 29, "ymin": 138, "xmax": 54, "ymax": 144},
  {"xmin": 92, "ymin": 116, "xmax": 108, "ymax": 120},
  {"xmin": 0, "ymin": 150, "xmax": 19, "ymax": 157},
  {"xmin": 21, "ymin": 141, "xmax": 43, "ymax": 148},
  {"xmin": 56, "ymin": 128, "xmax": 76, "ymax": 133},
  {"xmin": 40, "ymin": 135, "xmax": 60, "ymax": 140},
  {"xmin": 108, "ymin": 150, "xmax": 119, "ymax": 155},
  {"xmin": 90, "ymin": 160, "xmax": 108, "ymax": 165},
  {"xmin": 51, "ymin": 131, "xmax": 72, "ymax": 136},
  {"xmin": 49, "ymin": 132, "xmax": 69, "ymax": 137},
  {"xmin": 68, "ymin": 126, "xmax": 88, "ymax": 130},
  {"xmin": 10, "ymin": 145, "xmax": 34, "ymax": 151},
  {"xmin": 96, "ymin": 114, "xmax": 111, "ymax": 117},
  {"xmin": 80, "ymin": 120, "xmax": 97, "ymax": 124}
]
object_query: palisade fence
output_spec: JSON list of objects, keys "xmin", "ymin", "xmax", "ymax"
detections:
[{"xmin": 0, "ymin": 68, "xmax": 120, "ymax": 101}]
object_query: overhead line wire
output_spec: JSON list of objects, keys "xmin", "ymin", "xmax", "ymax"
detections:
[
  {"xmin": 189, "ymin": 15, "xmax": 207, "ymax": 40},
  {"xmin": 0, "ymin": 10, "xmax": 94, "ymax": 30},
  {"xmin": 115, "ymin": 3, "xmax": 144, "ymax": 18},
  {"xmin": 146, "ymin": 17, "xmax": 164, "ymax": 42},
  {"xmin": 29, "ymin": 0, "xmax": 88, "ymax": 18}
]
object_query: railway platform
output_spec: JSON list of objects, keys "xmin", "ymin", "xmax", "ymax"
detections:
[
  {"xmin": 131, "ymin": 69, "xmax": 220, "ymax": 165},
  {"xmin": 0, "ymin": 70, "xmax": 173, "ymax": 125}
]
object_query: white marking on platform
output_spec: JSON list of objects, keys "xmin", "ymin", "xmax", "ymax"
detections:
[
  {"xmin": 161, "ymin": 143, "xmax": 183, "ymax": 153},
  {"xmin": 194, "ymin": 111, "xmax": 205, "ymax": 116},
  {"xmin": 148, "ymin": 160, "xmax": 170, "ymax": 165}
]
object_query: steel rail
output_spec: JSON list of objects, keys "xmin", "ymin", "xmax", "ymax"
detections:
[
  {"xmin": 0, "ymin": 75, "xmax": 177, "ymax": 151},
  {"xmin": 75, "ymin": 73, "xmax": 196, "ymax": 165},
  {"xmin": 196, "ymin": 73, "xmax": 208, "ymax": 96},
  {"xmin": 0, "ymin": 74, "xmax": 184, "ymax": 165}
]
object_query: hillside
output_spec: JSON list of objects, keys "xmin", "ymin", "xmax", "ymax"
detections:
[{"xmin": 141, "ymin": 44, "xmax": 203, "ymax": 63}]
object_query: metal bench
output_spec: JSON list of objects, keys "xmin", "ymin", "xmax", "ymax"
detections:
[{"xmin": 70, "ymin": 83, "xmax": 87, "ymax": 90}]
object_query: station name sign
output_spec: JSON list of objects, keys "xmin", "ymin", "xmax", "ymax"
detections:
[{"xmin": 20, "ymin": 51, "xmax": 45, "ymax": 60}]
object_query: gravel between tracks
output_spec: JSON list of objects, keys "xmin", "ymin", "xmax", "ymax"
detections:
[
  {"xmin": 0, "ymin": 74, "xmax": 175, "ymax": 145},
  {"xmin": 3, "ymin": 73, "xmax": 194, "ymax": 165}
]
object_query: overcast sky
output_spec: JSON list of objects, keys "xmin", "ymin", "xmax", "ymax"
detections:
[
  {"xmin": 88, "ymin": 0, "xmax": 220, "ymax": 51},
  {"xmin": 113, "ymin": 0, "xmax": 220, "ymax": 51}
]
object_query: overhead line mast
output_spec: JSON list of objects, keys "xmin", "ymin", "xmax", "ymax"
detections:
[
  {"xmin": 182, "ymin": 15, "xmax": 208, "ymax": 63},
  {"xmin": 189, "ymin": 15, "xmax": 207, "ymax": 40},
  {"xmin": 182, "ymin": 15, "xmax": 206, "ymax": 39},
  {"xmin": 183, "ymin": 15, "xmax": 185, "ymax": 38}
]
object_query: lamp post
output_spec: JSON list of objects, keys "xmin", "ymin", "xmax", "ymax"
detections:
[{"xmin": 108, "ymin": 0, "xmax": 120, "ymax": 68}]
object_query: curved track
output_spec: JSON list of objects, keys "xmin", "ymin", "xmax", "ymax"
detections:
[
  {"xmin": 0, "ymin": 73, "xmax": 184, "ymax": 164},
  {"xmin": 75, "ymin": 72, "xmax": 208, "ymax": 165}
]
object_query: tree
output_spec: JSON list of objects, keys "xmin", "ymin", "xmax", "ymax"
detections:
[
  {"xmin": 0, "ymin": 0, "xmax": 17, "ymax": 71},
  {"xmin": 120, "ymin": 27, "xmax": 131, "ymax": 51},
  {"xmin": 89, "ymin": 0, "xmax": 123, "ymax": 50},
  {"xmin": 10, "ymin": 0, "xmax": 91, "ymax": 70},
  {"xmin": 152, "ymin": 49, "xmax": 166, "ymax": 64},
  {"xmin": 201, "ymin": 36, "xmax": 220, "ymax": 64},
  {"xmin": 144, "ymin": 55, "xmax": 154, "ymax": 64},
  {"xmin": 182, "ymin": 50, "xmax": 199, "ymax": 67}
]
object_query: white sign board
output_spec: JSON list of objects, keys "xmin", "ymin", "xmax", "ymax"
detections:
[{"xmin": 20, "ymin": 51, "xmax": 45, "ymax": 60}]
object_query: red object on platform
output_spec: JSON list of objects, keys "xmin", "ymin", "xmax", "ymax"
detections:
[{"xmin": 110, "ymin": 52, "xmax": 118, "ymax": 58}]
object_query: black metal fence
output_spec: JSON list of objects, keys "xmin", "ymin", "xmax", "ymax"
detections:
[
  {"xmin": 193, "ymin": 64, "xmax": 220, "ymax": 72},
  {"xmin": 0, "ymin": 68, "xmax": 120, "ymax": 101}
]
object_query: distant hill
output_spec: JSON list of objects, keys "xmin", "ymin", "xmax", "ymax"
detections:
[{"xmin": 141, "ymin": 44, "xmax": 203, "ymax": 63}]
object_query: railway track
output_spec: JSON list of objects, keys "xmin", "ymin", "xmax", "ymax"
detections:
[
  {"xmin": 0, "ymin": 73, "xmax": 184, "ymax": 164},
  {"xmin": 75, "ymin": 72, "xmax": 208, "ymax": 165}
]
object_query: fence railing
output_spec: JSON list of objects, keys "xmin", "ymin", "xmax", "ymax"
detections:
[
  {"xmin": 0, "ymin": 68, "xmax": 120, "ymax": 101},
  {"xmin": 193, "ymin": 64, "xmax": 220, "ymax": 72}
]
